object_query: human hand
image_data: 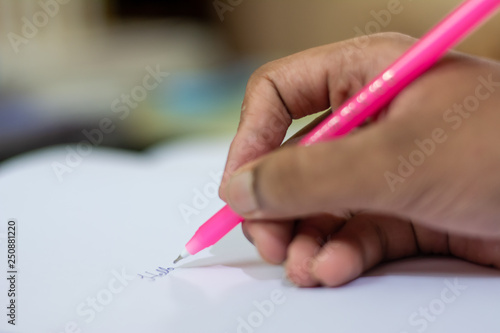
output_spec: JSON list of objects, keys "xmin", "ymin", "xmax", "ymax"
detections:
[{"xmin": 219, "ymin": 33, "xmax": 500, "ymax": 287}]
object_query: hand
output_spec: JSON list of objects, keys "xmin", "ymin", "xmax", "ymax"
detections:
[{"xmin": 219, "ymin": 33, "xmax": 500, "ymax": 287}]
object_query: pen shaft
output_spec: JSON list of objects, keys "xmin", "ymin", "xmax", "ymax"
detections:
[
  {"xmin": 302, "ymin": 0, "xmax": 500, "ymax": 145},
  {"xmin": 186, "ymin": 205, "xmax": 243, "ymax": 255}
]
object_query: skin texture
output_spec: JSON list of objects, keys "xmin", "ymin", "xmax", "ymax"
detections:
[{"xmin": 218, "ymin": 33, "xmax": 500, "ymax": 287}]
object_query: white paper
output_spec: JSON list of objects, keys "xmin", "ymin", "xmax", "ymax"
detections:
[{"xmin": 0, "ymin": 137, "xmax": 499, "ymax": 333}]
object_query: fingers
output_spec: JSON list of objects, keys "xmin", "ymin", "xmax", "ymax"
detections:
[
  {"xmin": 311, "ymin": 214, "xmax": 418, "ymax": 286},
  {"xmin": 284, "ymin": 215, "xmax": 345, "ymax": 287},
  {"xmin": 241, "ymin": 219, "xmax": 295, "ymax": 265},
  {"xmin": 286, "ymin": 214, "xmax": 419, "ymax": 287},
  {"xmin": 219, "ymin": 46, "xmax": 335, "ymax": 196},
  {"xmin": 242, "ymin": 214, "xmax": 345, "ymax": 285},
  {"xmin": 219, "ymin": 34, "xmax": 412, "ymax": 200},
  {"xmin": 268, "ymin": 212, "xmax": 500, "ymax": 288}
]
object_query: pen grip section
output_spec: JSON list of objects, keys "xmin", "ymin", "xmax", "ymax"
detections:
[{"xmin": 186, "ymin": 205, "xmax": 244, "ymax": 255}]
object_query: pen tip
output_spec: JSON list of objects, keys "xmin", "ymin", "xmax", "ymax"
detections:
[
  {"xmin": 173, "ymin": 255, "xmax": 183, "ymax": 264},
  {"xmin": 173, "ymin": 248, "xmax": 190, "ymax": 264}
]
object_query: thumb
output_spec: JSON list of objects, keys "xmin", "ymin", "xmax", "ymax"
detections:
[{"xmin": 224, "ymin": 122, "xmax": 411, "ymax": 220}]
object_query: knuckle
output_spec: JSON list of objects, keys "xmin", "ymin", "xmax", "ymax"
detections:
[
  {"xmin": 367, "ymin": 32, "xmax": 415, "ymax": 47},
  {"xmin": 248, "ymin": 60, "xmax": 281, "ymax": 86}
]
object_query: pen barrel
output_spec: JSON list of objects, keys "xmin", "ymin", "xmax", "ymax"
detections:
[
  {"xmin": 185, "ymin": 205, "xmax": 244, "ymax": 255},
  {"xmin": 301, "ymin": 0, "xmax": 500, "ymax": 145}
]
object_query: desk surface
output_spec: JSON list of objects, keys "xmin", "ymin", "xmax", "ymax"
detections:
[{"xmin": 0, "ymin": 137, "xmax": 499, "ymax": 333}]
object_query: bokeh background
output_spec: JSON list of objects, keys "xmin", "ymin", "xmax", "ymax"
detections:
[{"xmin": 1, "ymin": 0, "xmax": 499, "ymax": 161}]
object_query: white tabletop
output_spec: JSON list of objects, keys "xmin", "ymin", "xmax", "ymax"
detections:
[{"xmin": 0, "ymin": 137, "xmax": 498, "ymax": 333}]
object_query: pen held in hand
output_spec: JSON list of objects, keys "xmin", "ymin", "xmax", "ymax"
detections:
[{"xmin": 173, "ymin": 0, "xmax": 500, "ymax": 265}]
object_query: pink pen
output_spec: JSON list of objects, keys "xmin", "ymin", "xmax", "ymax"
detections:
[{"xmin": 173, "ymin": 0, "xmax": 500, "ymax": 264}]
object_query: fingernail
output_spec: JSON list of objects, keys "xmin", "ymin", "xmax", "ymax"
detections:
[{"xmin": 227, "ymin": 171, "xmax": 258, "ymax": 214}]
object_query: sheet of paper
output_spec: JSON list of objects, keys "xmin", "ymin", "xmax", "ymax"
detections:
[{"xmin": 0, "ymin": 137, "xmax": 499, "ymax": 333}]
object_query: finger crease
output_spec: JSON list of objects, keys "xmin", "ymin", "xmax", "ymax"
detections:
[
  {"xmin": 371, "ymin": 221, "xmax": 388, "ymax": 262},
  {"xmin": 408, "ymin": 220, "xmax": 422, "ymax": 255},
  {"xmin": 444, "ymin": 231, "xmax": 451, "ymax": 256},
  {"xmin": 262, "ymin": 75, "xmax": 294, "ymax": 124},
  {"xmin": 252, "ymin": 166, "xmax": 265, "ymax": 211}
]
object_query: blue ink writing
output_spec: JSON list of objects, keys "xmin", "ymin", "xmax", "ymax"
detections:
[{"xmin": 138, "ymin": 267, "xmax": 174, "ymax": 281}]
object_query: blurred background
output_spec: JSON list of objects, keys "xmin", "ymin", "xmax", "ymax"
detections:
[{"xmin": 0, "ymin": 0, "xmax": 499, "ymax": 161}]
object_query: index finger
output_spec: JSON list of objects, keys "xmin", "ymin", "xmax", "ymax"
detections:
[
  {"xmin": 219, "ymin": 34, "xmax": 413, "ymax": 199},
  {"xmin": 219, "ymin": 45, "xmax": 344, "ymax": 198}
]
